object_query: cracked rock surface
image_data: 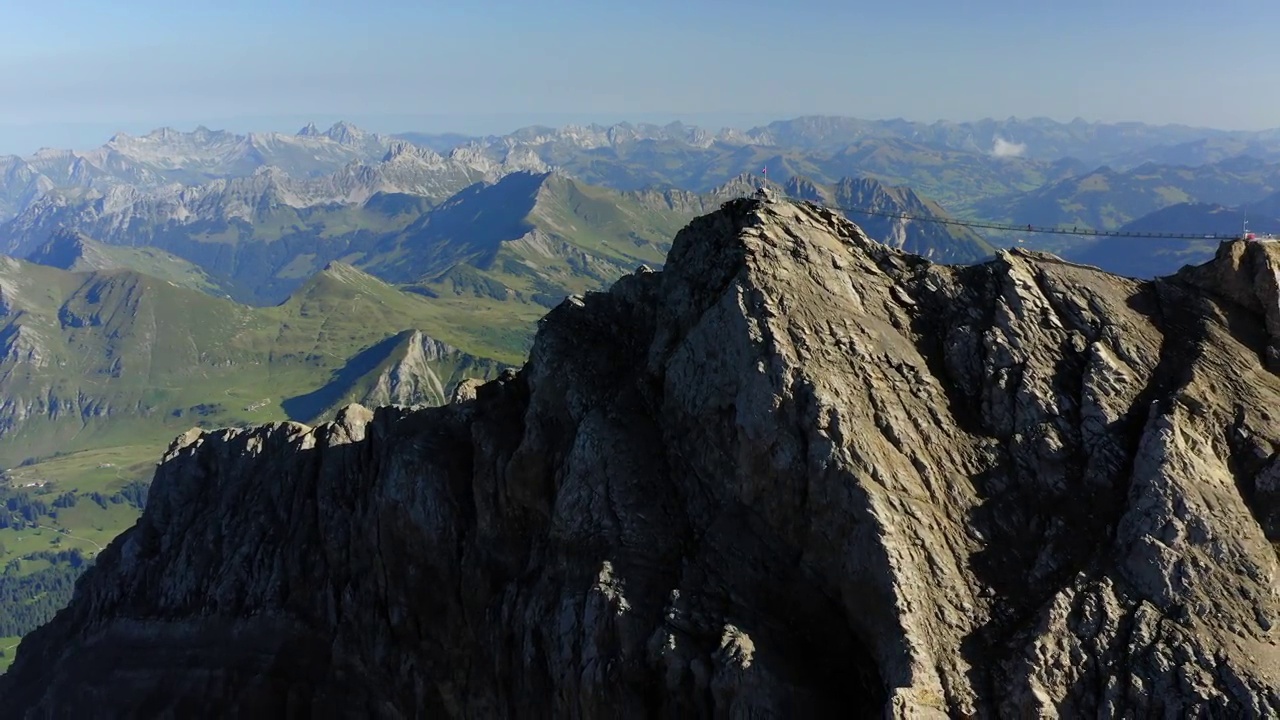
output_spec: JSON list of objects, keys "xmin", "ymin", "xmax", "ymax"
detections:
[{"xmin": 3, "ymin": 199, "xmax": 1279, "ymax": 717}]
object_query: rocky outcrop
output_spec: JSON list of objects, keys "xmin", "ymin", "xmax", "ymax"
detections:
[
  {"xmin": 829, "ymin": 176, "xmax": 994, "ymax": 262},
  {"xmin": 1178, "ymin": 238, "xmax": 1280, "ymax": 372},
  {"xmin": 4, "ymin": 198, "xmax": 1279, "ymax": 717},
  {"xmin": 356, "ymin": 330, "xmax": 509, "ymax": 411}
]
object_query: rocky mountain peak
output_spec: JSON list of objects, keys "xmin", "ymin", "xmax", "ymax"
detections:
[
  {"xmin": 3, "ymin": 198, "xmax": 1279, "ymax": 716},
  {"xmin": 784, "ymin": 174, "xmax": 829, "ymax": 202},
  {"xmin": 382, "ymin": 139, "xmax": 415, "ymax": 160},
  {"xmin": 826, "ymin": 175, "xmax": 993, "ymax": 261},
  {"xmin": 708, "ymin": 171, "xmax": 781, "ymax": 199},
  {"xmin": 297, "ymin": 122, "xmax": 322, "ymax": 137},
  {"xmin": 835, "ymin": 174, "xmax": 894, "ymax": 197},
  {"xmin": 1178, "ymin": 238, "xmax": 1280, "ymax": 370},
  {"xmin": 250, "ymin": 164, "xmax": 288, "ymax": 178},
  {"xmin": 145, "ymin": 127, "xmax": 180, "ymax": 141},
  {"xmin": 26, "ymin": 227, "xmax": 94, "ymax": 268},
  {"xmin": 381, "ymin": 139, "xmax": 443, "ymax": 164},
  {"xmin": 314, "ymin": 260, "xmax": 373, "ymax": 283},
  {"xmin": 325, "ymin": 120, "xmax": 366, "ymax": 145}
]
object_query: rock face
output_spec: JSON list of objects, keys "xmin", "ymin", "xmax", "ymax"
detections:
[
  {"xmin": 782, "ymin": 174, "xmax": 995, "ymax": 264},
  {"xmin": 356, "ymin": 330, "xmax": 509, "ymax": 411},
  {"xmin": 1177, "ymin": 238, "xmax": 1280, "ymax": 373},
  {"xmin": 828, "ymin": 176, "xmax": 994, "ymax": 263},
  {"xmin": 4, "ymin": 198, "xmax": 1280, "ymax": 717}
]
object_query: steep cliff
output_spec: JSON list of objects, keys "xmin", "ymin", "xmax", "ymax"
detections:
[{"xmin": 4, "ymin": 198, "xmax": 1279, "ymax": 717}]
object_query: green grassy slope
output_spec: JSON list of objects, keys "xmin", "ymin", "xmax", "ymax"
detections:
[
  {"xmin": 0, "ymin": 258, "xmax": 512, "ymax": 664},
  {"xmin": 141, "ymin": 194, "xmax": 439, "ymax": 304},
  {"xmin": 1, "ymin": 446, "xmax": 156, "ymax": 557},
  {"xmin": 973, "ymin": 160, "xmax": 1280, "ymax": 230},
  {"xmin": 0, "ymin": 258, "xmax": 508, "ymax": 468},
  {"xmin": 503, "ymin": 173, "xmax": 687, "ymax": 295},
  {"xmin": 0, "ymin": 444, "xmax": 158, "ymax": 672},
  {"xmin": 0, "ymin": 637, "xmax": 19, "ymax": 673},
  {"xmin": 0, "ymin": 171, "xmax": 718, "ymax": 668},
  {"xmin": 815, "ymin": 138, "xmax": 1076, "ymax": 211},
  {"xmin": 27, "ymin": 230, "xmax": 225, "ymax": 295},
  {"xmin": 13, "ymin": 171, "xmax": 697, "ymax": 312},
  {"xmin": 366, "ymin": 171, "xmax": 690, "ymax": 312},
  {"xmin": 9, "ymin": 192, "xmax": 440, "ymax": 306}
]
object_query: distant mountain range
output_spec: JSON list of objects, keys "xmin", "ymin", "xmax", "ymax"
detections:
[
  {"xmin": 1063, "ymin": 192, "xmax": 1280, "ymax": 277},
  {"xmin": 408, "ymin": 124, "xmax": 1083, "ymax": 208},
  {"xmin": 2, "ymin": 169, "xmax": 686, "ymax": 308},
  {"xmin": 4, "ymin": 113, "xmax": 1280, "ymax": 669},
  {"xmin": 0, "ymin": 121, "xmax": 548, "ymax": 221},
  {"xmin": 8, "ymin": 115, "xmax": 1278, "ymax": 448},
  {"xmin": 973, "ymin": 156, "xmax": 1280, "ymax": 231},
  {"xmin": 3, "ymin": 149, "xmax": 992, "ymax": 305},
  {"xmin": 9, "ymin": 115, "xmax": 1280, "ymax": 223},
  {"xmin": 2, "ymin": 115, "xmax": 1280, "ymax": 361},
  {"xmin": 5, "ymin": 116, "xmax": 1280, "ymax": 321},
  {"xmin": 398, "ymin": 115, "xmax": 1280, "ymax": 168},
  {"xmin": 0, "ymin": 154, "xmax": 993, "ymax": 483},
  {"xmin": 0, "ymin": 122, "xmax": 383, "ymax": 218}
]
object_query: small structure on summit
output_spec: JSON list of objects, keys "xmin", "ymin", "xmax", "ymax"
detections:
[
  {"xmin": 1243, "ymin": 218, "xmax": 1278, "ymax": 242},
  {"xmin": 754, "ymin": 186, "xmax": 775, "ymax": 202}
]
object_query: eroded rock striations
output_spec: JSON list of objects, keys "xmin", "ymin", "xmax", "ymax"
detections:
[{"xmin": 3, "ymin": 198, "xmax": 1280, "ymax": 717}]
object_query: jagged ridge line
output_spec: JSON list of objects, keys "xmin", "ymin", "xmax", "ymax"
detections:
[{"xmin": 755, "ymin": 190, "xmax": 1249, "ymax": 241}]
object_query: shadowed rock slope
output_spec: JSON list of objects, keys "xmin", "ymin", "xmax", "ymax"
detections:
[{"xmin": 4, "ymin": 198, "xmax": 1280, "ymax": 717}]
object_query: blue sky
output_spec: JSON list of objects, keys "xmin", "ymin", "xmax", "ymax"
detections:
[{"xmin": 0, "ymin": 0, "xmax": 1276, "ymax": 153}]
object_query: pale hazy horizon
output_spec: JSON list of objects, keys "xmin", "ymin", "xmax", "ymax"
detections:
[{"xmin": 2, "ymin": 0, "xmax": 1277, "ymax": 154}]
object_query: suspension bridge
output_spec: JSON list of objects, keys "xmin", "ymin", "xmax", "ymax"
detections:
[
  {"xmin": 826, "ymin": 205, "xmax": 1247, "ymax": 241},
  {"xmin": 752, "ymin": 187, "xmax": 1270, "ymax": 242}
]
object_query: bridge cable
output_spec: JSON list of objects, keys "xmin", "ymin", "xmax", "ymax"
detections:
[{"xmin": 757, "ymin": 191, "xmax": 1247, "ymax": 241}]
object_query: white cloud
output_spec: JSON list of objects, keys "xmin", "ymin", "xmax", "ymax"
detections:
[{"xmin": 992, "ymin": 136, "xmax": 1028, "ymax": 158}]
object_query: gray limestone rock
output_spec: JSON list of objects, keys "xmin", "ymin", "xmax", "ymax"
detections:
[{"xmin": 3, "ymin": 198, "xmax": 1278, "ymax": 717}]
